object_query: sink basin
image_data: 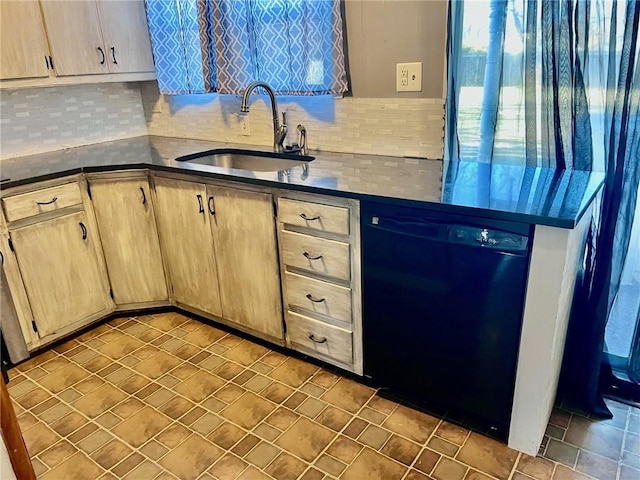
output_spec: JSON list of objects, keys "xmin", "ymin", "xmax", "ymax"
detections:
[{"xmin": 176, "ymin": 148, "xmax": 314, "ymax": 172}]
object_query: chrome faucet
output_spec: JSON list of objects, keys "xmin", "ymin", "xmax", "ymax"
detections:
[{"xmin": 240, "ymin": 81, "xmax": 287, "ymax": 152}]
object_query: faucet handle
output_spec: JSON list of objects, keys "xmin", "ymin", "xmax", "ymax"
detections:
[
  {"xmin": 297, "ymin": 124, "xmax": 307, "ymax": 156},
  {"xmin": 275, "ymin": 116, "xmax": 287, "ymax": 152}
]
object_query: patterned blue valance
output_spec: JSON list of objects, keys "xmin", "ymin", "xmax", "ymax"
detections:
[{"xmin": 145, "ymin": 0, "xmax": 349, "ymax": 96}]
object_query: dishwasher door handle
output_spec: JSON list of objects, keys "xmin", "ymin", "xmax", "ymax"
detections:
[{"xmin": 367, "ymin": 216, "xmax": 446, "ymax": 241}]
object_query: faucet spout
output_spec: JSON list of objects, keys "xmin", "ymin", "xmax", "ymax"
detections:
[{"xmin": 240, "ymin": 81, "xmax": 285, "ymax": 152}]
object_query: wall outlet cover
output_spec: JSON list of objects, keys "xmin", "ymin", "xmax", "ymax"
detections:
[{"xmin": 396, "ymin": 62, "xmax": 422, "ymax": 92}]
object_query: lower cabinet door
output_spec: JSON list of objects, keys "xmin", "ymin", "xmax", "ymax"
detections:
[
  {"xmin": 209, "ymin": 186, "xmax": 283, "ymax": 341},
  {"xmin": 153, "ymin": 177, "xmax": 223, "ymax": 317},
  {"xmin": 11, "ymin": 211, "xmax": 112, "ymax": 338},
  {"xmin": 90, "ymin": 178, "xmax": 168, "ymax": 306}
]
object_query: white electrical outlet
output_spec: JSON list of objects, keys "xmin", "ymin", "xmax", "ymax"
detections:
[
  {"xmin": 239, "ymin": 114, "xmax": 250, "ymax": 136},
  {"xmin": 396, "ymin": 62, "xmax": 422, "ymax": 92}
]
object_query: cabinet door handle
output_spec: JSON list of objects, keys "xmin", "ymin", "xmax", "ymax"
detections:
[
  {"xmin": 0, "ymin": 251, "xmax": 3, "ymax": 265},
  {"xmin": 208, "ymin": 196, "xmax": 215, "ymax": 215},
  {"xmin": 36, "ymin": 197, "xmax": 57, "ymax": 206},
  {"xmin": 140, "ymin": 187, "xmax": 147, "ymax": 205},
  {"xmin": 97, "ymin": 47, "xmax": 106, "ymax": 65},
  {"xmin": 306, "ymin": 293, "xmax": 326, "ymax": 303},
  {"xmin": 300, "ymin": 213, "xmax": 320, "ymax": 221},
  {"xmin": 45, "ymin": 55, "xmax": 50, "ymax": 70},
  {"xmin": 303, "ymin": 252, "xmax": 323, "ymax": 261},
  {"xmin": 308, "ymin": 333, "xmax": 327, "ymax": 344},
  {"xmin": 79, "ymin": 222, "xmax": 88, "ymax": 240},
  {"xmin": 197, "ymin": 194, "xmax": 204, "ymax": 214},
  {"xmin": 110, "ymin": 47, "xmax": 118, "ymax": 64}
]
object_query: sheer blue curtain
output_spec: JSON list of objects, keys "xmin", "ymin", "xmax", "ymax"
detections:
[
  {"xmin": 579, "ymin": 1, "xmax": 640, "ymax": 410},
  {"xmin": 145, "ymin": 0, "xmax": 348, "ymax": 95},
  {"xmin": 448, "ymin": 0, "xmax": 605, "ymax": 170},
  {"xmin": 447, "ymin": 0, "xmax": 640, "ymax": 415}
]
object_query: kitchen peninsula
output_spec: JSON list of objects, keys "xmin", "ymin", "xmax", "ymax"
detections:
[{"xmin": 0, "ymin": 135, "xmax": 604, "ymax": 457}]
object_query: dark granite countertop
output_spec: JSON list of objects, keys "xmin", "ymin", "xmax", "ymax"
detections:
[{"xmin": 0, "ymin": 135, "xmax": 604, "ymax": 228}]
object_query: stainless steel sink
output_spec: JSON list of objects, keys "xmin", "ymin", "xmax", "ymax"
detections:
[{"xmin": 176, "ymin": 148, "xmax": 314, "ymax": 172}]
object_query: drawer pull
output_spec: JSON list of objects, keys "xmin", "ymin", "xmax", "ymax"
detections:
[
  {"xmin": 36, "ymin": 197, "xmax": 58, "ymax": 206},
  {"xmin": 306, "ymin": 293, "xmax": 326, "ymax": 303},
  {"xmin": 197, "ymin": 194, "xmax": 204, "ymax": 214},
  {"xmin": 300, "ymin": 213, "xmax": 321, "ymax": 221},
  {"xmin": 79, "ymin": 222, "xmax": 88, "ymax": 240},
  {"xmin": 97, "ymin": 46, "xmax": 106, "ymax": 65},
  {"xmin": 303, "ymin": 252, "xmax": 323, "ymax": 261},
  {"xmin": 308, "ymin": 333, "xmax": 327, "ymax": 344}
]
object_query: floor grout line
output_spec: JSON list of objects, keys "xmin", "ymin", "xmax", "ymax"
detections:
[{"xmin": 9, "ymin": 311, "xmax": 640, "ymax": 480}]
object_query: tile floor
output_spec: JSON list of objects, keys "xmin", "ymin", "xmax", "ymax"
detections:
[{"xmin": 7, "ymin": 312, "xmax": 640, "ymax": 480}]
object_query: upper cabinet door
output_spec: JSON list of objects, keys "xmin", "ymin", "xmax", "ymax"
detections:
[
  {"xmin": 209, "ymin": 186, "xmax": 284, "ymax": 341},
  {"xmin": 40, "ymin": 0, "xmax": 108, "ymax": 76},
  {"xmin": 89, "ymin": 178, "xmax": 168, "ymax": 307},
  {"xmin": 153, "ymin": 177, "xmax": 223, "ymax": 318},
  {"xmin": 0, "ymin": 1, "xmax": 50, "ymax": 80},
  {"xmin": 96, "ymin": 0, "xmax": 155, "ymax": 73}
]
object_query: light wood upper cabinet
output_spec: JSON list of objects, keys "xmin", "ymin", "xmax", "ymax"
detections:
[
  {"xmin": 153, "ymin": 177, "xmax": 223, "ymax": 317},
  {"xmin": 38, "ymin": 0, "xmax": 154, "ymax": 77},
  {"xmin": 96, "ymin": 0, "xmax": 155, "ymax": 73},
  {"xmin": 209, "ymin": 186, "xmax": 283, "ymax": 341},
  {"xmin": 10, "ymin": 211, "xmax": 112, "ymax": 338},
  {"xmin": 39, "ymin": 0, "xmax": 108, "ymax": 76},
  {"xmin": 0, "ymin": 0, "xmax": 50, "ymax": 80},
  {"xmin": 89, "ymin": 177, "xmax": 168, "ymax": 307}
]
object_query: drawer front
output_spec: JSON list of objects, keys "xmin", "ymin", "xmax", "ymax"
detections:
[
  {"xmin": 287, "ymin": 311, "xmax": 353, "ymax": 365},
  {"xmin": 281, "ymin": 230, "xmax": 350, "ymax": 281},
  {"xmin": 285, "ymin": 272, "xmax": 352, "ymax": 324},
  {"xmin": 3, "ymin": 183, "xmax": 83, "ymax": 222},
  {"xmin": 278, "ymin": 198, "xmax": 349, "ymax": 236}
]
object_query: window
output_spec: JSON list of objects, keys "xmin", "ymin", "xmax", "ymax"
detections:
[
  {"xmin": 145, "ymin": 0, "xmax": 349, "ymax": 96},
  {"xmin": 448, "ymin": 0, "xmax": 625, "ymax": 172}
]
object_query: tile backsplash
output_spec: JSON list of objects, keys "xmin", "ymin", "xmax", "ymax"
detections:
[
  {"xmin": 0, "ymin": 81, "xmax": 445, "ymax": 161},
  {"xmin": 0, "ymin": 83, "xmax": 147, "ymax": 159},
  {"xmin": 140, "ymin": 82, "xmax": 445, "ymax": 159}
]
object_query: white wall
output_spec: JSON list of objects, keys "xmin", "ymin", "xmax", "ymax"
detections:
[
  {"xmin": 0, "ymin": 436, "xmax": 17, "ymax": 480},
  {"xmin": 509, "ymin": 208, "xmax": 592, "ymax": 455},
  {"xmin": 345, "ymin": 0, "xmax": 448, "ymax": 98}
]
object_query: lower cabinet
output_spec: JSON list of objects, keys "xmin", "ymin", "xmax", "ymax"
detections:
[
  {"xmin": 1, "ymin": 172, "xmax": 357, "ymax": 365},
  {"xmin": 208, "ymin": 185, "xmax": 283, "ymax": 342},
  {"xmin": 277, "ymin": 194, "xmax": 363, "ymax": 374},
  {"xmin": 10, "ymin": 210, "xmax": 112, "ymax": 338},
  {"xmin": 153, "ymin": 177, "xmax": 223, "ymax": 317},
  {"xmin": 89, "ymin": 175, "xmax": 168, "ymax": 307},
  {"xmin": 153, "ymin": 176, "xmax": 284, "ymax": 342}
]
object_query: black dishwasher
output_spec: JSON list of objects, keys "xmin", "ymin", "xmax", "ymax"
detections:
[{"xmin": 362, "ymin": 202, "xmax": 532, "ymax": 439}]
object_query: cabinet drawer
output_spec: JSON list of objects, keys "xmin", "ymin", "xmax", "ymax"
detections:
[
  {"xmin": 281, "ymin": 230, "xmax": 350, "ymax": 281},
  {"xmin": 285, "ymin": 272, "xmax": 352, "ymax": 324},
  {"xmin": 287, "ymin": 311, "xmax": 353, "ymax": 365},
  {"xmin": 3, "ymin": 183, "xmax": 83, "ymax": 222},
  {"xmin": 278, "ymin": 198, "xmax": 349, "ymax": 236}
]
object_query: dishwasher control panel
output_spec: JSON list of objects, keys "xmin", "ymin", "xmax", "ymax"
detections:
[{"xmin": 449, "ymin": 225, "xmax": 529, "ymax": 252}]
